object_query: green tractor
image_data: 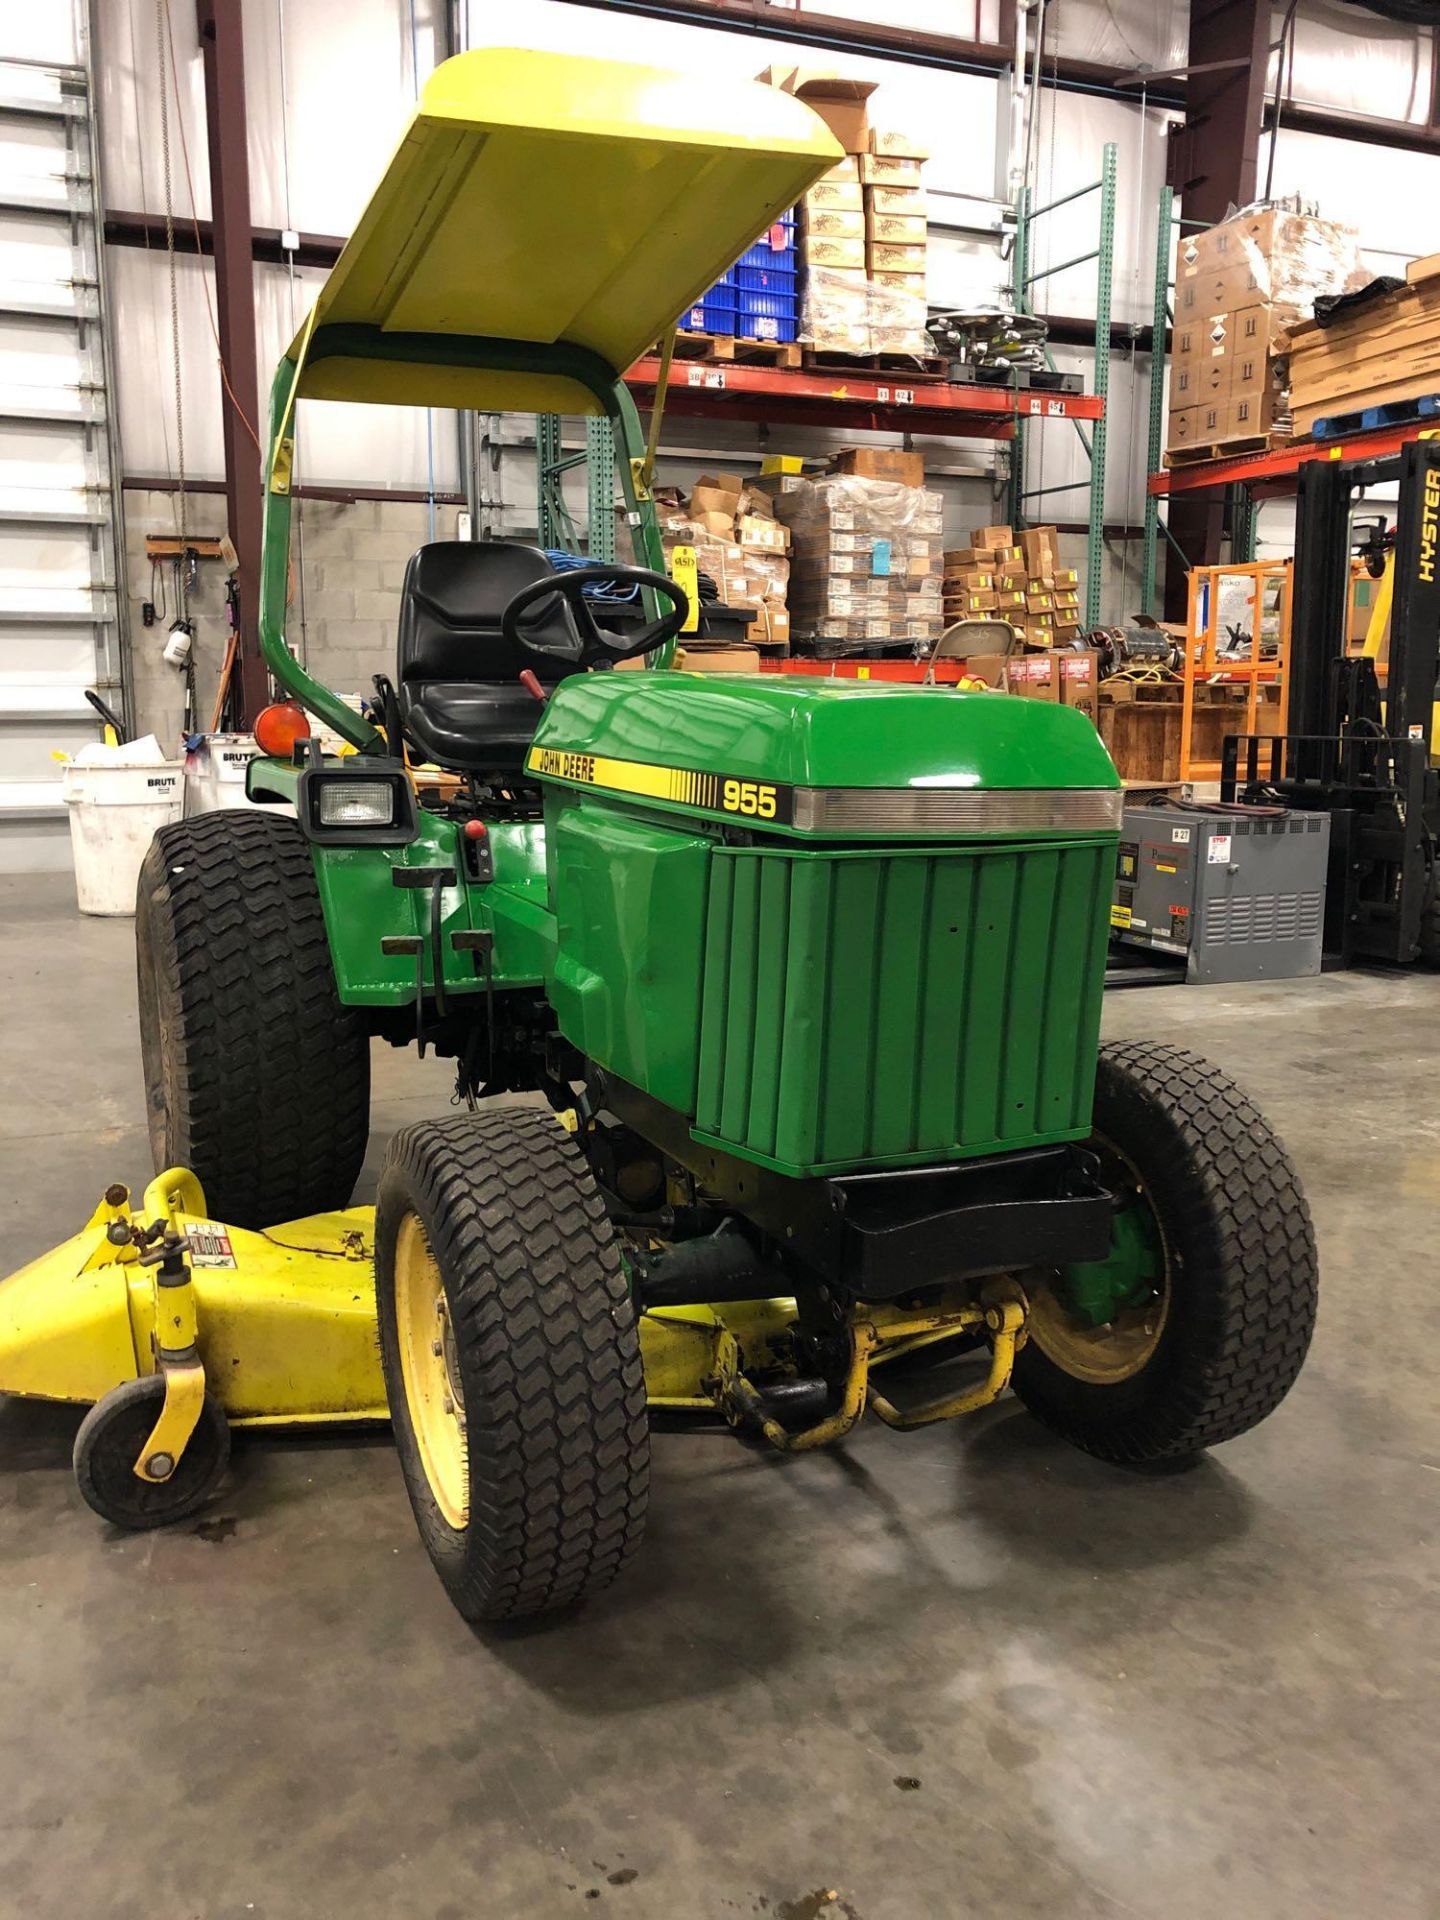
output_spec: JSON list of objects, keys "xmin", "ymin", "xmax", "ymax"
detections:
[{"xmin": 134, "ymin": 50, "xmax": 1317, "ymax": 1622}]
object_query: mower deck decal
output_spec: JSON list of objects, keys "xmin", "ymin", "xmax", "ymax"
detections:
[{"xmin": 527, "ymin": 746, "xmax": 792, "ymax": 823}]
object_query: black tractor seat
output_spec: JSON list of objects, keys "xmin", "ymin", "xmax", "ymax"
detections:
[{"xmin": 395, "ymin": 541, "xmax": 582, "ymax": 776}]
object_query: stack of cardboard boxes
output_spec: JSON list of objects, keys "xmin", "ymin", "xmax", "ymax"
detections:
[
  {"xmin": 1167, "ymin": 205, "xmax": 1366, "ymax": 460},
  {"xmin": 658, "ymin": 471, "xmax": 792, "ymax": 665},
  {"xmin": 941, "ymin": 523, "xmax": 1081, "ymax": 651},
  {"xmin": 771, "ymin": 452, "xmax": 944, "ymax": 650},
  {"xmin": 760, "ymin": 68, "xmax": 928, "ymax": 358},
  {"xmin": 864, "ymin": 133, "xmax": 928, "ymax": 354}
]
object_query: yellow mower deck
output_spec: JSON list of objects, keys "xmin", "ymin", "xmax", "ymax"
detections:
[{"xmin": 0, "ymin": 1171, "xmax": 1023, "ymax": 1524}]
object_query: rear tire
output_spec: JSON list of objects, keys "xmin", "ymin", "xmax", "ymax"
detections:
[
  {"xmin": 1013, "ymin": 1041, "xmax": 1318, "ymax": 1464},
  {"xmin": 136, "ymin": 811, "xmax": 370, "ymax": 1228},
  {"xmin": 374, "ymin": 1108, "xmax": 650, "ymax": 1623}
]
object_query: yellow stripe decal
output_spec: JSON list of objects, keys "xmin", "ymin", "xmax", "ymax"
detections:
[{"xmin": 527, "ymin": 746, "xmax": 792, "ymax": 825}]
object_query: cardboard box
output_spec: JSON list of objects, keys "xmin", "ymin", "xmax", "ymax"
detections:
[
  {"xmin": 676, "ymin": 644, "xmax": 761, "ymax": 672},
  {"xmin": 831, "ymin": 447, "xmax": 926, "ymax": 486},
  {"xmin": 860, "ymin": 153, "xmax": 924, "ymax": 186},
  {"xmin": 1197, "ymin": 357, "xmax": 1232, "ymax": 403},
  {"xmin": 865, "ymin": 210, "xmax": 928, "ymax": 245},
  {"xmin": 1052, "ymin": 567, "xmax": 1079, "ymax": 587},
  {"xmin": 1196, "ymin": 399, "xmax": 1225, "ymax": 441},
  {"xmin": 1167, "ymin": 405, "xmax": 1199, "ymax": 452},
  {"xmin": 804, "ymin": 206, "xmax": 865, "ymax": 240},
  {"xmin": 758, "ymin": 67, "xmax": 877, "ymax": 152},
  {"xmin": 1170, "ymin": 361, "xmax": 1200, "ymax": 408},
  {"xmin": 1025, "ymin": 591, "xmax": 1054, "ymax": 613},
  {"xmin": 803, "ymin": 180, "xmax": 864, "ymax": 213},
  {"xmin": 971, "ymin": 523, "xmax": 1014, "ymax": 549},
  {"xmin": 944, "ymin": 570, "xmax": 995, "ymax": 593},
  {"xmin": 961, "ymin": 655, "xmax": 1011, "ymax": 688},
  {"xmin": 1178, "ymin": 262, "xmax": 1261, "ymax": 315},
  {"xmin": 692, "ymin": 509, "xmax": 737, "ymax": 538},
  {"xmin": 1058, "ymin": 648, "xmax": 1100, "ymax": 724},
  {"xmin": 1020, "ymin": 527, "xmax": 1058, "ymax": 573},
  {"xmin": 869, "ymin": 126, "xmax": 930, "ymax": 159},
  {"xmin": 736, "ymin": 514, "xmax": 789, "ymax": 552},
  {"xmin": 867, "ymin": 184, "xmax": 928, "ymax": 215},
  {"xmin": 869, "ymin": 269, "xmax": 928, "ymax": 296},
  {"xmin": 1230, "ymin": 388, "xmax": 1282, "ymax": 436},
  {"xmin": 689, "ymin": 473, "xmax": 743, "ymax": 520},
  {"xmin": 745, "ymin": 606, "xmax": 790, "ymax": 649},
  {"xmin": 943, "ymin": 548, "xmax": 995, "ymax": 569},
  {"xmin": 1006, "ymin": 654, "xmax": 1059, "ymax": 699},
  {"xmin": 995, "ymin": 588, "xmax": 1025, "ymax": 611},
  {"xmin": 820, "ymin": 154, "xmax": 861, "ymax": 182},
  {"xmin": 803, "ymin": 235, "xmax": 866, "ymax": 271},
  {"xmin": 867, "ymin": 241, "xmax": 927, "ymax": 273}
]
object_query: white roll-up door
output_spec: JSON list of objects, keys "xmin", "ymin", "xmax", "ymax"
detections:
[{"xmin": 0, "ymin": 11, "xmax": 128, "ymax": 873}]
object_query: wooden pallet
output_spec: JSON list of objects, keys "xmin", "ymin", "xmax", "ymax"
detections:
[
  {"xmin": 801, "ymin": 348, "xmax": 947, "ymax": 380},
  {"xmin": 669, "ymin": 331, "xmax": 802, "ymax": 369},
  {"xmin": 1164, "ymin": 432, "xmax": 1289, "ymax": 468}
]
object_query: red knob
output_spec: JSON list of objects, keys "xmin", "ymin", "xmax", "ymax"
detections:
[{"xmin": 463, "ymin": 818, "xmax": 488, "ymax": 841}]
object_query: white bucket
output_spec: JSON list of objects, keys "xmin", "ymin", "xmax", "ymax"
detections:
[
  {"xmin": 184, "ymin": 732, "xmax": 265, "ymax": 816},
  {"xmin": 62, "ymin": 761, "xmax": 184, "ymax": 916}
]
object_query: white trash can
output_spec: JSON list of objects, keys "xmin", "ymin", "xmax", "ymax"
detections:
[
  {"xmin": 184, "ymin": 732, "xmax": 268, "ymax": 816},
  {"xmin": 62, "ymin": 761, "xmax": 185, "ymax": 916}
]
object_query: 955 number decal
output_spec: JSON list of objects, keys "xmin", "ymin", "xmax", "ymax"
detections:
[{"xmin": 721, "ymin": 778, "xmax": 778, "ymax": 819}]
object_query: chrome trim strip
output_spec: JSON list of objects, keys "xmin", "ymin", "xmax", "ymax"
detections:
[{"xmin": 790, "ymin": 787, "xmax": 1124, "ymax": 834}]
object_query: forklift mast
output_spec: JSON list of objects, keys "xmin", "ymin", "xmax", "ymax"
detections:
[{"xmin": 1222, "ymin": 438, "xmax": 1440, "ymax": 965}]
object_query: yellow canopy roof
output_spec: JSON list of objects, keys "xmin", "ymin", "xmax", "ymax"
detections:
[{"xmin": 289, "ymin": 48, "xmax": 842, "ymax": 414}]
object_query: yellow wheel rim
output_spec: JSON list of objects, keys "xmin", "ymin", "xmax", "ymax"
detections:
[
  {"xmin": 1027, "ymin": 1142, "xmax": 1171, "ymax": 1386},
  {"xmin": 394, "ymin": 1211, "xmax": 468, "ymax": 1528}
]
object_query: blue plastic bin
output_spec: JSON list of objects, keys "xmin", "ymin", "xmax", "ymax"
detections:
[{"xmin": 678, "ymin": 287, "xmax": 737, "ymax": 335}]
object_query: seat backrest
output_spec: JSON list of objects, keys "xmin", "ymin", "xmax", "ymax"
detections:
[{"xmin": 396, "ymin": 540, "xmax": 579, "ymax": 685}]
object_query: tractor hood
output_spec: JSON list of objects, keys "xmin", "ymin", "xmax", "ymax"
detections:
[{"xmin": 526, "ymin": 671, "xmax": 1121, "ymax": 839}]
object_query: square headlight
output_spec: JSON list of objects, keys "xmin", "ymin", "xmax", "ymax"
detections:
[
  {"xmin": 297, "ymin": 758, "xmax": 416, "ymax": 846},
  {"xmin": 316, "ymin": 778, "xmax": 396, "ymax": 828}
]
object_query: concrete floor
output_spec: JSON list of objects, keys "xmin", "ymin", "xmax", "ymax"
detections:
[{"xmin": 1, "ymin": 871, "xmax": 1437, "ymax": 1920}]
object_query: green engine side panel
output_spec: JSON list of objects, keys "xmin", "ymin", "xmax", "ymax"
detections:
[
  {"xmin": 693, "ymin": 837, "xmax": 1115, "ymax": 1175},
  {"xmin": 547, "ymin": 794, "xmax": 712, "ymax": 1114}
]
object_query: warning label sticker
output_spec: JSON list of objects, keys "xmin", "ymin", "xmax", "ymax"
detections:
[
  {"xmin": 186, "ymin": 1220, "xmax": 237, "ymax": 1268},
  {"xmin": 1208, "ymin": 834, "xmax": 1232, "ymax": 864},
  {"xmin": 1110, "ymin": 903, "xmax": 1133, "ymax": 929}
]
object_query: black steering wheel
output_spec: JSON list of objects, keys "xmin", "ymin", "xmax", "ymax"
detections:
[{"xmin": 500, "ymin": 565, "xmax": 689, "ymax": 668}]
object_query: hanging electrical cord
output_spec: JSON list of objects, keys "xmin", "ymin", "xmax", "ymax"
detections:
[
  {"xmin": 1263, "ymin": 0, "xmax": 1304, "ymax": 204},
  {"xmin": 407, "ymin": 0, "xmax": 438, "ymax": 543}
]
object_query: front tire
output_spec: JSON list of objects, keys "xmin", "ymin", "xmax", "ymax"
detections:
[
  {"xmin": 136, "ymin": 811, "xmax": 371, "ymax": 1228},
  {"xmin": 73, "ymin": 1377, "xmax": 230, "ymax": 1529},
  {"xmin": 374, "ymin": 1108, "xmax": 650, "ymax": 1623},
  {"xmin": 1013, "ymin": 1041, "xmax": 1318, "ymax": 1464}
]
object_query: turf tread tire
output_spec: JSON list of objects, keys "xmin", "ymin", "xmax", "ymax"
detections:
[
  {"xmin": 375, "ymin": 1108, "xmax": 650, "ymax": 1623},
  {"xmin": 1012, "ymin": 1040, "xmax": 1317, "ymax": 1464},
  {"xmin": 136, "ymin": 811, "xmax": 370, "ymax": 1228}
]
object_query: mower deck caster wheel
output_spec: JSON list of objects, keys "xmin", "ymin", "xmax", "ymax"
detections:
[{"xmin": 73, "ymin": 1377, "xmax": 230, "ymax": 1529}]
